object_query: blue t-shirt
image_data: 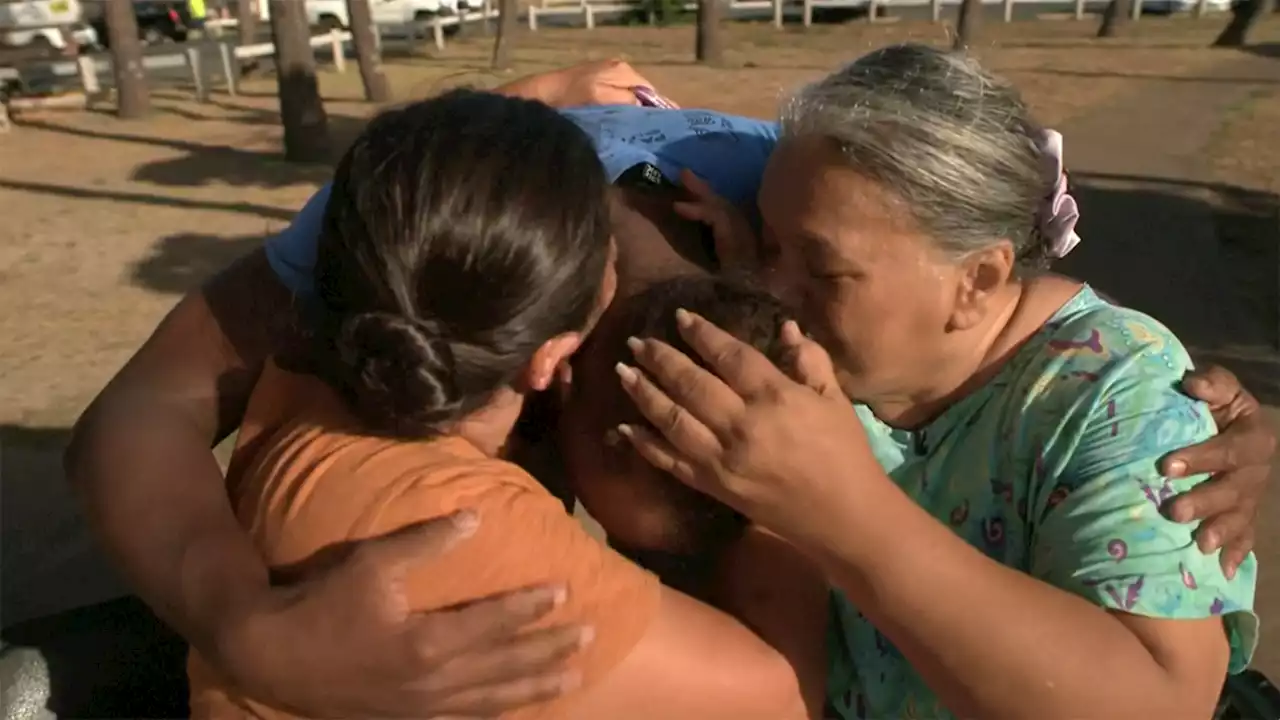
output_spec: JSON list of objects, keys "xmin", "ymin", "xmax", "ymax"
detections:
[{"xmin": 264, "ymin": 106, "xmax": 779, "ymax": 296}]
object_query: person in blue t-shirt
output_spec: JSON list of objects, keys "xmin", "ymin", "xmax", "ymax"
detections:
[
  {"xmin": 265, "ymin": 103, "xmax": 779, "ymax": 296},
  {"xmin": 65, "ymin": 59, "xmax": 1274, "ymax": 719}
]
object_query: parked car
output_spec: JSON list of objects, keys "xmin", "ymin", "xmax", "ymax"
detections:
[
  {"xmin": 83, "ymin": 0, "xmax": 194, "ymax": 48},
  {"xmin": 302, "ymin": 0, "xmax": 461, "ymax": 29},
  {"xmin": 0, "ymin": 0, "xmax": 99, "ymax": 55}
]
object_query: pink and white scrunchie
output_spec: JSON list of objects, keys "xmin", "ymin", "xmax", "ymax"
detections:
[{"xmin": 1035, "ymin": 129, "xmax": 1082, "ymax": 259}]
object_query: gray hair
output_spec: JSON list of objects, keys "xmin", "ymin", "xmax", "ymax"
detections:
[{"xmin": 780, "ymin": 43, "xmax": 1053, "ymax": 269}]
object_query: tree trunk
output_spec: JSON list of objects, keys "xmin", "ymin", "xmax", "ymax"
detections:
[
  {"xmin": 953, "ymin": 0, "xmax": 981, "ymax": 49},
  {"xmin": 490, "ymin": 0, "xmax": 518, "ymax": 69},
  {"xmin": 236, "ymin": 0, "xmax": 257, "ymax": 46},
  {"xmin": 268, "ymin": 0, "xmax": 331, "ymax": 162},
  {"xmin": 1213, "ymin": 0, "xmax": 1275, "ymax": 46},
  {"xmin": 1097, "ymin": 0, "xmax": 1133, "ymax": 37},
  {"xmin": 695, "ymin": 0, "xmax": 724, "ymax": 65},
  {"xmin": 346, "ymin": 0, "xmax": 392, "ymax": 102},
  {"xmin": 103, "ymin": 0, "xmax": 150, "ymax": 118}
]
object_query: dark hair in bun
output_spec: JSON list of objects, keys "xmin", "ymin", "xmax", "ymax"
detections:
[{"xmin": 310, "ymin": 89, "xmax": 612, "ymax": 438}]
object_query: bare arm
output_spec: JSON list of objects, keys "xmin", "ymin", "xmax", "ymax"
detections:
[
  {"xmin": 65, "ymin": 248, "xmax": 286, "ymax": 655},
  {"xmin": 493, "ymin": 59, "xmax": 670, "ymax": 109}
]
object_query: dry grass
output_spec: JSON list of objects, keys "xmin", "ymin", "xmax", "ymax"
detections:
[{"xmin": 1212, "ymin": 84, "xmax": 1280, "ymax": 196}]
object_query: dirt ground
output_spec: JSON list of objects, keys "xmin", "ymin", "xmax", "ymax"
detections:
[{"xmin": 2, "ymin": 11, "xmax": 1279, "ymax": 680}]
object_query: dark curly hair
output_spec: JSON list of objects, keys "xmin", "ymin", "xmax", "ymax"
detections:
[{"xmin": 309, "ymin": 89, "xmax": 612, "ymax": 438}]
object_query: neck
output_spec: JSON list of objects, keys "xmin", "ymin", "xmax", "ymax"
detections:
[
  {"xmin": 867, "ymin": 282, "xmax": 1028, "ymax": 429},
  {"xmin": 453, "ymin": 387, "xmax": 525, "ymax": 457}
]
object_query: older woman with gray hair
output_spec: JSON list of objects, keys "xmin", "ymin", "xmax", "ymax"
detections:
[{"xmin": 615, "ymin": 43, "xmax": 1258, "ymax": 719}]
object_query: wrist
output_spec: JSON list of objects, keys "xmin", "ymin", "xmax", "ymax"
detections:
[{"xmin": 799, "ymin": 472, "xmax": 932, "ymax": 584}]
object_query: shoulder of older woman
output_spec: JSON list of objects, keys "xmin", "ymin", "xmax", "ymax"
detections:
[{"xmin": 1009, "ymin": 295, "xmax": 1258, "ymax": 673}]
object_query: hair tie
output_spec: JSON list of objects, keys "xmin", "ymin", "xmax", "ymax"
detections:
[
  {"xmin": 1034, "ymin": 129, "xmax": 1081, "ymax": 259},
  {"xmin": 632, "ymin": 86, "xmax": 678, "ymax": 110}
]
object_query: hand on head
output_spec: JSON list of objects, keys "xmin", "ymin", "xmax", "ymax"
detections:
[
  {"xmin": 611, "ymin": 308, "xmax": 871, "ymax": 545},
  {"xmin": 215, "ymin": 512, "xmax": 587, "ymax": 718}
]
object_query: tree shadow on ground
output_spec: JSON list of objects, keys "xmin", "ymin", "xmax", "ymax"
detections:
[
  {"xmin": 129, "ymin": 232, "xmax": 272, "ymax": 294},
  {"xmin": 13, "ymin": 112, "xmax": 371, "ymax": 189},
  {"xmin": 128, "ymin": 110, "xmax": 371, "ymax": 188},
  {"xmin": 1244, "ymin": 42, "xmax": 1280, "ymax": 59},
  {"xmin": 1061, "ymin": 173, "xmax": 1280, "ymax": 404},
  {"xmin": 0, "ymin": 178, "xmax": 295, "ymax": 222}
]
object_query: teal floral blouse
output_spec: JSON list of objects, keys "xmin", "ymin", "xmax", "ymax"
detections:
[{"xmin": 825, "ymin": 286, "xmax": 1259, "ymax": 719}]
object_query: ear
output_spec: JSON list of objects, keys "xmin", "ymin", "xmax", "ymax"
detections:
[
  {"xmin": 950, "ymin": 241, "xmax": 1015, "ymax": 332},
  {"xmin": 525, "ymin": 332, "xmax": 585, "ymax": 392}
]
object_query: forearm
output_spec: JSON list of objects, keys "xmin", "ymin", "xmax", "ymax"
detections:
[
  {"xmin": 67, "ymin": 395, "xmax": 268, "ymax": 657},
  {"xmin": 813, "ymin": 479, "xmax": 1200, "ymax": 720},
  {"xmin": 66, "ymin": 249, "xmax": 290, "ymax": 658},
  {"xmin": 493, "ymin": 70, "xmax": 570, "ymax": 107}
]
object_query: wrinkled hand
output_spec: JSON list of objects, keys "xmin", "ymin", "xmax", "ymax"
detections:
[
  {"xmin": 672, "ymin": 170, "xmax": 760, "ymax": 274},
  {"xmin": 215, "ymin": 512, "xmax": 585, "ymax": 718},
  {"xmin": 610, "ymin": 310, "xmax": 872, "ymax": 541},
  {"xmin": 559, "ymin": 59, "xmax": 678, "ymax": 108},
  {"xmin": 1162, "ymin": 365, "xmax": 1276, "ymax": 578}
]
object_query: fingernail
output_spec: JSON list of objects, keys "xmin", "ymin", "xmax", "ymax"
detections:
[
  {"xmin": 626, "ymin": 336, "xmax": 643, "ymax": 354},
  {"xmin": 615, "ymin": 362, "xmax": 638, "ymax": 386},
  {"xmin": 675, "ymin": 308, "xmax": 693, "ymax": 328},
  {"xmin": 1167, "ymin": 459, "xmax": 1187, "ymax": 477},
  {"xmin": 552, "ymin": 585, "xmax": 568, "ymax": 606},
  {"xmin": 616, "ymin": 424, "xmax": 635, "ymax": 438},
  {"xmin": 578, "ymin": 626, "xmax": 596, "ymax": 648},
  {"xmin": 1202, "ymin": 531, "xmax": 1221, "ymax": 551},
  {"xmin": 1168, "ymin": 502, "xmax": 1193, "ymax": 523},
  {"xmin": 1225, "ymin": 565, "xmax": 1238, "ymax": 580},
  {"xmin": 781, "ymin": 320, "xmax": 802, "ymax": 343}
]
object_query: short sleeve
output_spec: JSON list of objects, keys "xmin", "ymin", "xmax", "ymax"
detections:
[
  {"xmin": 367, "ymin": 471, "xmax": 662, "ymax": 717},
  {"xmin": 1029, "ymin": 335, "xmax": 1258, "ymax": 673},
  {"xmin": 560, "ymin": 107, "xmax": 778, "ymax": 209},
  {"xmin": 264, "ymin": 183, "xmax": 330, "ymax": 297}
]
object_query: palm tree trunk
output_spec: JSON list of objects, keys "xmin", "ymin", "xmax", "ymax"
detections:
[
  {"xmin": 491, "ymin": 0, "xmax": 518, "ymax": 69},
  {"xmin": 104, "ymin": 0, "xmax": 150, "ymax": 118},
  {"xmin": 1097, "ymin": 0, "xmax": 1133, "ymax": 37},
  {"xmin": 696, "ymin": 0, "xmax": 724, "ymax": 65},
  {"xmin": 268, "ymin": 0, "xmax": 331, "ymax": 162},
  {"xmin": 953, "ymin": 0, "xmax": 981, "ymax": 48},
  {"xmin": 1213, "ymin": 0, "xmax": 1275, "ymax": 46},
  {"xmin": 346, "ymin": 0, "xmax": 392, "ymax": 102}
]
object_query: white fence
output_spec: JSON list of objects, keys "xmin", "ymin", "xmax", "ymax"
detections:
[
  {"xmin": 0, "ymin": 0, "xmax": 1231, "ymax": 100},
  {"xmin": 1, "ymin": 10, "xmax": 500, "ymax": 101}
]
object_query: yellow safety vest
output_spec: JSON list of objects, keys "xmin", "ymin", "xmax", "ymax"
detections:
[{"xmin": 188, "ymin": 0, "xmax": 207, "ymax": 19}]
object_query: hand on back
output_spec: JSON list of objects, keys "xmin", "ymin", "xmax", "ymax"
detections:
[
  {"xmin": 213, "ymin": 512, "xmax": 586, "ymax": 718},
  {"xmin": 1163, "ymin": 364, "xmax": 1276, "ymax": 578}
]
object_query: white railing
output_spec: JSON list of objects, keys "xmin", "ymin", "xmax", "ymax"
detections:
[
  {"xmin": 1, "ymin": 10, "xmax": 500, "ymax": 100},
  {"xmin": 0, "ymin": 0, "xmax": 1232, "ymax": 98}
]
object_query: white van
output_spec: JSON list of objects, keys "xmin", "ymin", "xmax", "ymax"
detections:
[
  {"xmin": 0, "ymin": 0, "xmax": 98, "ymax": 53},
  {"xmin": 302, "ymin": 0, "xmax": 463, "ymax": 28}
]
